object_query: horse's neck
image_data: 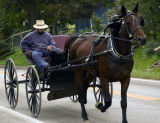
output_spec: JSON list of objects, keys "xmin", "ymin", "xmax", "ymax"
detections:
[{"xmin": 116, "ymin": 28, "xmax": 132, "ymax": 55}]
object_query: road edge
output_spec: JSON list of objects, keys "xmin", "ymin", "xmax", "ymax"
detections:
[{"xmin": 1, "ymin": 65, "xmax": 160, "ymax": 86}]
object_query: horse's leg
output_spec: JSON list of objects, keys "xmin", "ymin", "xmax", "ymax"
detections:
[
  {"xmin": 101, "ymin": 79, "xmax": 112, "ymax": 112},
  {"xmin": 96, "ymin": 77, "xmax": 112, "ymax": 112},
  {"xmin": 83, "ymin": 70, "xmax": 89, "ymax": 104},
  {"xmin": 75, "ymin": 70, "xmax": 89, "ymax": 121},
  {"xmin": 120, "ymin": 78, "xmax": 130, "ymax": 123}
]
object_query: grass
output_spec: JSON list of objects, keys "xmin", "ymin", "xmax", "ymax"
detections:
[
  {"xmin": 132, "ymin": 47, "xmax": 160, "ymax": 80},
  {"xmin": 0, "ymin": 48, "xmax": 28, "ymax": 66},
  {"xmin": 0, "ymin": 47, "xmax": 160, "ymax": 80}
]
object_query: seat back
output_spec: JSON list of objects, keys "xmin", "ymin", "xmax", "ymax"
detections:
[
  {"xmin": 22, "ymin": 35, "xmax": 70, "ymax": 65},
  {"xmin": 53, "ymin": 35, "xmax": 70, "ymax": 49}
]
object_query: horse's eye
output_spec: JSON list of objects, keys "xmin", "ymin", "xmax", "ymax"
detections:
[{"xmin": 140, "ymin": 17, "xmax": 144, "ymax": 26}]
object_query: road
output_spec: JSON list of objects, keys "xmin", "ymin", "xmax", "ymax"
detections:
[{"xmin": 0, "ymin": 67, "xmax": 160, "ymax": 123}]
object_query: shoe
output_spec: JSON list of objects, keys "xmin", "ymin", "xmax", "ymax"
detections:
[{"xmin": 44, "ymin": 64, "xmax": 51, "ymax": 71}]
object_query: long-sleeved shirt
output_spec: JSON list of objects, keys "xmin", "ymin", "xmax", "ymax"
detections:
[{"xmin": 20, "ymin": 31, "xmax": 60, "ymax": 53}]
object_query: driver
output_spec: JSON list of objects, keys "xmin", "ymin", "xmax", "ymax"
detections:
[{"xmin": 20, "ymin": 20, "xmax": 61, "ymax": 72}]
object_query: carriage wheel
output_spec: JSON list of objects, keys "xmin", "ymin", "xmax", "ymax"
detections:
[
  {"xmin": 26, "ymin": 66, "xmax": 41, "ymax": 117},
  {"xmin": 93, "ymin": 77, "xmax": 113, "ymax": 106},
  {"xmin": 4, "ymin": 58, "xmax": 19, "ymax": 109},
  {"xmin": 70, "ymin": 95, "xmax": 78, "ymax": 102}
]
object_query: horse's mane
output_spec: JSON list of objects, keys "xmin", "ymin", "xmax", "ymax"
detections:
[{"xmin": 108, "ymin": 15, "xmax": 121, "ymax": 37}]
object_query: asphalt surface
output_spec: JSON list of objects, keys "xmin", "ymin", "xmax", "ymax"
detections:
[{"xmin": 0, "ymin": 67, "xmax": 160, "ymax": 123}]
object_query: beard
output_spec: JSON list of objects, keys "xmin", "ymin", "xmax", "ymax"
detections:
[{"xmin": 37, "ymin": 30, "xmax": 44, "ymax": 35}]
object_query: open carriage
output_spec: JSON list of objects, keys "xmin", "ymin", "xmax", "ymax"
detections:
[{"xmin": 4, "ymin": 35, "xmax": 113, "ymax": 117}]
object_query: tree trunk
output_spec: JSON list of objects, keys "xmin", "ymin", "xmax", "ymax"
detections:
[
  {"xmin": 153, "ymin": 31, "xmax": 157, "ymax": 42},
  {"xmin": 53, "ymin": 22, "xmax": 58, "ymax": 35},
  {"xmin": 27, "ymin": 0, "xmax": 37, "ymax": 29},
  {"xmin": 153, "ymin": 25, "xmax": 157, "ymax": 42}
]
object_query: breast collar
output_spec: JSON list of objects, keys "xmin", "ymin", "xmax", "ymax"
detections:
[{"xmin": 106, "ymin": 36, "xmax": 134, "ymax": 64}]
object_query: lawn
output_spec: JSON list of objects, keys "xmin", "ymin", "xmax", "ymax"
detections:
[
  {"xmin": 0, "ymin": 47, "xmax": 160, "ymax": 80},
  {"xmin": 0, "ymin": 48, "xmax": 28, "ymax": 66},
  {"xmin": 132, "ymin": 47, "xmax": 160, "ymax": 80}
]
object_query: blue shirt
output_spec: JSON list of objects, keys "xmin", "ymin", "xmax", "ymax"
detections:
[{"xmin": 20, "ymin": 31, "xmax": 60, "ymax": 53}]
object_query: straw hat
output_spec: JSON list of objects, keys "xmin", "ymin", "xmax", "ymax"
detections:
[{"xmin": 33, "ymin": 20, "xmax": 48, "ymax": 29}]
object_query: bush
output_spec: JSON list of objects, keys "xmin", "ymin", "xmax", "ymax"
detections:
[{"xmin": 0, "ymin": 39, "xmax": 12, "ymax": 59}]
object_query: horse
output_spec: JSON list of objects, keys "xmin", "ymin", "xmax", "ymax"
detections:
[{"xmin": 64, "ymin": 3, "xmax": 146, "ymax": 123}]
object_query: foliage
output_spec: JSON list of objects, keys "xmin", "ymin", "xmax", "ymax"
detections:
[
  {"xmin": 124, "ymin": 0, "xmax": 160, "ymax": 42},
  {"xmin": 104, "ymin": 0, "xmax": 160, "ymax": 42},
  {"xmin": 65, "ymin": 24, "xmax": 76, "ymax": 34},
  {"xmin": 144, "ymin": 41, "xmax": 159, "ymax": 57},
  {"xmin": 132, "ymin": 47, "xmax": 160, "ymax": 80},
  {"xmin": 91, "ymin": 14, "xmax": 104, "ymax": 33}
]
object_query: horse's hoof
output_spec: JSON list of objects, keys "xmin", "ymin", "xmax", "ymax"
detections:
[
  {"xmin": 84, "ymin": 120, "xmax": 90, "ymax": 123},
  {"xmin": 101, "ymin": 107, "xmax": 106, "ymax": 112},
  {"xmin": 95, "ymin": 102, "xmax": 103, "ymax": 109},
  {"xmin": 122, "ymin": 120, "xmax": 128, "ymax": 123}
]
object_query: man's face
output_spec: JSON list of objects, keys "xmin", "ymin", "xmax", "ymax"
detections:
[{"xmin": 37, "ymin": 29, "xmax": 45, "ymax": 34}]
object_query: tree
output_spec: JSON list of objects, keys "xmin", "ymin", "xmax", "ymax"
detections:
[{"xmin": 104, "ymin": 0, "xmax": 160, "ymax": 42}]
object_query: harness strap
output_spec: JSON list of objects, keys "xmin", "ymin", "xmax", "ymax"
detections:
[
  {"xmin": 110, "ymin": 35, "xmax": 133, "ymax": 43},
  {"xmin": 131, "ymin": 26, "xmax": 142, "ymax": 34}
]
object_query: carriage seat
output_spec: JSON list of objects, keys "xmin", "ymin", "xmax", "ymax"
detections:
[
  {"xmin": 53, "ymin": 35, "xmax": 70, "ymax": 49},
  {"xmin": 23, "ymin": 35, "xmax": 70, "ymax": 64}
]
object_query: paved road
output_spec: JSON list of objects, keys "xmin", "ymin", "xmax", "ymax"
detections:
[{"xmin": 0, "ymin": 68, "xmax": 160, "ymax": 123}]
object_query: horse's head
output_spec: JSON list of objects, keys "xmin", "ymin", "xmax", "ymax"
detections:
[{"xmin": 120, "ymin": 3, "xmax": 146, "ymax": 46}]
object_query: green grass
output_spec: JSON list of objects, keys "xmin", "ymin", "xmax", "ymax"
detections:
[
  {"xmin": 132, "ymin": 47, "xmax": 160, "ymax": 80},
  {"xmin": 0, "ymin": 48, "xmax": 28, "ymax": 66},
  {"xmin": 0, "ymin": 47, "xmax": 160, "ymax": 80}
]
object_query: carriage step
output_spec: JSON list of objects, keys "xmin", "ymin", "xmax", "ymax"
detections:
[{"xmin": 47, "ymin": 90, "xmax": 78, "ymax": 101}]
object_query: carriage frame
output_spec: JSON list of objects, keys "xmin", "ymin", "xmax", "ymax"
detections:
[{"xmin": 4, "ymin": 35, "xmax": 113, "ymax": 117}]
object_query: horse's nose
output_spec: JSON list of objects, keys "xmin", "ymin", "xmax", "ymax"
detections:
[{"xmin": 138, "ymin": 37, "xmax": 146, "ymax": 46}]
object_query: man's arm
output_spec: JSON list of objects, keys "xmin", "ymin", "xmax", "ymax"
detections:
[
  {"xmin": 48, "ymin": 34, "xmax": 61, "ymax": 53},
  {"xmin": 20, "ymin": 34, "xmax": 32, "ymax": 52}
]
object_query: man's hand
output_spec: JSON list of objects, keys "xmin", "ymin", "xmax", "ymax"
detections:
[{"xmin": 47, "ymin": 46, "xmax": 52, "ymax": 51}]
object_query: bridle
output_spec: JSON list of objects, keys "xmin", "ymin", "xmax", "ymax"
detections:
[
  {"xmin": 85, "ymin": 13, "xmax": 144, "ymax": 62},
  {"xmin": 111, "ymin": 12, "xmax": 142, "ymax": 44},
  {"xmin": 121, "ymin": 12, "xmax": 142, "ymax": 42},
  {"xmin": 106, "ymin": 12, "xmax": 144, "ymax": 62}
]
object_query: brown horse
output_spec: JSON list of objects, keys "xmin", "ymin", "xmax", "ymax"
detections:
[{"xmin": 64, "ymin": 4, "xmax": 146, "ymax": 123}]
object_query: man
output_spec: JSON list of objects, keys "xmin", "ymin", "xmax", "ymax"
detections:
[{"xmin": 20, "ymin": 20, "xmax": 61, "ymax": 72}]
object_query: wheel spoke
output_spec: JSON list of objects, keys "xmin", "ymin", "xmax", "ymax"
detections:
[
  {"xmin": 29, "ymin": 94, "xmax": 33, "ymax": 104},
  {"xmin": 9, "ymin": 64, "xmax": 13, "ymax": 79},
  {"xmin": 6, "ymin": 69, "xmax": 11, "ymax": 81},
  {"xmin": 26, "ymin": 66, "xmax": 41, "ymax": 117},
  {"xmin": 32, "ymin": 95, "xmax": 36, "ymax": 115},
  {"xmin": 35, "ymin": 94, "xmax": 40, "ymax": 100},
  {"xmin": 95, "ymin": 88, "xmax": 100, "ymax": 96},
  {"xmin": 9, "ymin": 88, "xmax": 12, "ymax": 105},
  {"xmin": 4, "ymin": 59, "xmax": 18, "ymax": 109},
  {"xmin": 98, "ymin": 91, "xmax": 101, "ymax": 101},
  {"xmin": 11, "ymin": 89, "xmax": 15, "ymax": 107},
  {"xmin": 6, "ymin": 85, "xmax": 10, "ymax": 90},
  {"xmin": 27, "ymin": 81, "xmax": 32, "ymax": 89}
]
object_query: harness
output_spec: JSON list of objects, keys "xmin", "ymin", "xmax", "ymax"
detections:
[{"xmin": 87, "ymin": 12, "xmax": 142, "ymax": 63}]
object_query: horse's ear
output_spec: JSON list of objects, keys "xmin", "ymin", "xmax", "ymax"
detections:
[
  {"xmin": 132, "ymin": 3, "xmax": 138, "ymax": 14},
  {"xmin": 121, "ymin": 5, "xmax": 127, "ymax": 17}
]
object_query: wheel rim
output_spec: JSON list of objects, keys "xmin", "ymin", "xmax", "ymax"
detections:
[
  {"xmin": 70, "ymin": 95, "xmax": 78, "ymax": 102},
  {"xmin": 93, "ymin": 78, "xmax": 113, "ymax": 104},
  {"xmin": 4, "ymin": 58, "xmax": 18, "ymax": 109},
  {"xmin": 26, "ymin": 66, "xmax": 41, "ymax": 117}
]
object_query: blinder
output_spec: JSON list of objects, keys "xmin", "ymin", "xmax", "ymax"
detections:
[{"xmin": 140, "ymin": 16, "xmax": 144, "ymax": 26}]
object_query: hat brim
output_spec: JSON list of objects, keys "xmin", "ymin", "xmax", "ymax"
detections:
[{"xmin": 33, "ymin": 24, "xmax": 48, "ymax": 29}]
